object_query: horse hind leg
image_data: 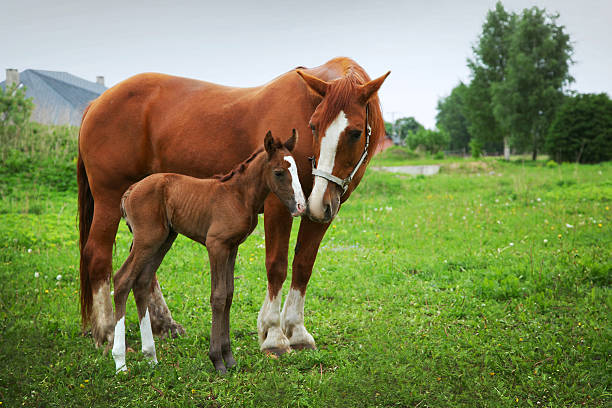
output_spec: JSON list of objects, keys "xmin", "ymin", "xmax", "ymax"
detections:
[{"xmin": 83, "ymin": 202, "xmax": 122, "ymax": 348}]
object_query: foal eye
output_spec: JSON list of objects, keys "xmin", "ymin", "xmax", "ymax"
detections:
[
  {"xmin": 348, "ymin": 130, "xmax": 362, "ymax": 140},
  {"xmin": 274, "ymin": 169, "xmax": 284, "ymax": 177}
]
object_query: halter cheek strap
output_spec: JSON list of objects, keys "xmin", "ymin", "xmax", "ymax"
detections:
[{"xmin": 309, "ymin": 105, "xmax": 371, "ymax": 195}]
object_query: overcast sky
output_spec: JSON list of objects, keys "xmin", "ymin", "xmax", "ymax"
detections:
[{"xmin": 2, "ymin": 0, "xmax": 611, "ymax": 128}]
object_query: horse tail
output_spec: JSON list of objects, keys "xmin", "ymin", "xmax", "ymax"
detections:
[{"xmin": 78, "ymin": 103, "xmax": 94, "ymax": 329}]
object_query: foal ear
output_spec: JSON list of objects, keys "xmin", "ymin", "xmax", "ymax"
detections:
[
  {"xmin": 264, "ymin": 130, "xmax": 276, "ymax": 155},
  {"xmin": 359, "ymin": 71, "xmax": 391, "ymax": 103},
  {"xmin": 284, "ymin": 129, "xmax": 298, "ymax": 152},
  {"xmin": 297, "ymin": 70, "xmax": 329, "ymax": 98}
]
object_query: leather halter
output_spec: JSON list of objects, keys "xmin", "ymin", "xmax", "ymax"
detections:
[{"xmin": 309, "ymin": 105, "xmax": 371, "ymax": 195}]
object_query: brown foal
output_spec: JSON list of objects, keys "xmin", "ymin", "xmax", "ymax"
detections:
[{"xmin": 111, "ymin": 131, "xmax": 305, "ymax": 374}]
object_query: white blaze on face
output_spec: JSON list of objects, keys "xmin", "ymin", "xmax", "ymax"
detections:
[
  {"xmin": 139, "ymin": 308, "xmax": 158, "ymax": 364},
  {"xmin": 308, "ymin": 111, "xmax": 348, "ymax": 219},
  {"xmin": 284, "ymin": 156, "xmax": 306, "ymax": 212},
  {"xmin": 112, "ymin": 316, "xmax": 127, "ymax": 373}
]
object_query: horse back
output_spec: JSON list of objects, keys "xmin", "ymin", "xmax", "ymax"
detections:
[{"xmin": 79, "ymin": 71, "xmax": 313, "ymax": 199}]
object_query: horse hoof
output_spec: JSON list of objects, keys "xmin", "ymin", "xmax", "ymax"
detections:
[
  {"xmin": 169, "ymin": 322, "xmax": 186, "ymax": 338},
  {"xmin": 263, "ymin": 346, "xmax": 291, "ymax": 357},
  {"xmin": 290, "ymin": 343, "xmax": 316, "ymax": 351}
]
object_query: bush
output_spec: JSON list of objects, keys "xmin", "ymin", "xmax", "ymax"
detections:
[
  {"xmin": 469, "ymin": 139, "xmax": 483, "ymax": 158},
  {"xmin": 406, "ymin": 128, "xmax": 449, "ymax": 154},
  {"xmin": 1, "ymin": 83, "xmax": 34, "ymax": 146},
  {"xmin": 546, "ymin": 93, "xmax": 612, "ymax": 163}
]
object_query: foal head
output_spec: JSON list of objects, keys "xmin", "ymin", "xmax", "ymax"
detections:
[
  {"xmin": 297, "ymin": 69, "xmax": 390, "ymax": 223},
  {"xmin": 263, "ymin": 130, "xmax": 306, "ymax": 217}
]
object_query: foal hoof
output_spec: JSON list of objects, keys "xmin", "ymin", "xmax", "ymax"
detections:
[
  {"xmin": 290, "ymin": 343, "xmax": 317, "ymax": 351},
  {"xmin": 263, "ymin": 346, "xmax": 291, "ymax": 357}
]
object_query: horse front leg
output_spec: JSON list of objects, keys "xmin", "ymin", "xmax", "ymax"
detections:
[
  {"xmin": 258, "ymin": 195, "xmax": 293, "ymax": 355},
  {"xmin": 206, "ymin": 240, "xmax": 231, "ymax": 374},
  {"xmin": 281, "ymin": 217, "xmax": 330, "ymax": 350},
  {"xmin": 221, "ymin": 246, "xmax": 238, "ymax": 369}
]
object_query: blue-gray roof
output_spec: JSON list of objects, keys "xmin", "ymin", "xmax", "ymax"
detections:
[{"xmin": 0, "ymin": 69, "xmax": 107, "ymax": 126}]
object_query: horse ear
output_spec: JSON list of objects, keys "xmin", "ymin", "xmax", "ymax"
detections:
[
  {"xmin": 284, "ymin": 129, "xmax": 298, "ymax": 152},
  {"xmin": 360, "ymin": 71, "xmax": 391, "ymax": 103},
  {"xmin": 264, "ymin": 130, "xmax": 276, "ymax": 155},
  {"xmin": 297, "ymin": 70, "xmax": 329, "ymax": 98}
]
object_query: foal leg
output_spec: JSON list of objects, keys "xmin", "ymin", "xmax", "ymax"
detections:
[
  {"xmin": 258, "ymin": 196, "xmax": 293, "ymax": 355},
  {"xmin": 281, "ymin": 217, "xmax": 330, "ymax": 350},
  {"xmin": 221, "ymin": 247, "xmax": 238, "ymax": 369},
  {"xmin": 132, "ymin": 232, "xmax": 178, "ymax": 365},
  {"xmin": 206, "ymin": 240, "xmax": 231, "ymax": 374},
  {"xmin": 111, "ymin": 251, "xmax": 136, "ymax": 373}
]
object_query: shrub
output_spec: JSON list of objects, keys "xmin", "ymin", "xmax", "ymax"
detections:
[
  {"xmin": 406, "ymin": 128, "xmax": 449, "ymax": 154},
  {"xmin": 546, "ymin": 93, "xmax": 612, "ymax": 163},
  {"xmin": 469, "ymin": 139, "xmax": 483, "ymax": 158},
  {"xmin": 0, "ymin": 83, "xmax": 34, "ymax": 146}
]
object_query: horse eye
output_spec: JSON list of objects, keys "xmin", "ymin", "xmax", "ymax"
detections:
[
  {"xmin": 348, "ymin": 130, "xmax": 362, "ymax": 140},
  {"xmin": 274, "ymin": 169, "xmax": 284, "ymax": 178}
]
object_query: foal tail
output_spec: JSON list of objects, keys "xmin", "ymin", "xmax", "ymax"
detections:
[{"xmin": 78, "ymin": 104, "xmax": 94, "ymax": 329}]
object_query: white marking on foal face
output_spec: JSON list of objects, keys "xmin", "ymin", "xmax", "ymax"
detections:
[
  {"xmin": 308, "ymin": 111, "xmax": 348, "ymax": 220},
  {"xmin": 284, "ymin": 156, "xmax": 306, "ymax": 215}
]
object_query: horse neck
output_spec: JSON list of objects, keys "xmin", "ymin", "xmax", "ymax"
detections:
[{"xmin": 226, "ymin": 152, "xmax": 271, "ymax": 214}]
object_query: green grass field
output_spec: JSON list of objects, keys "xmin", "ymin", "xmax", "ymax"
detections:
[{"xmin": 1, "ymin": 150, "xmax": 610, "ymax": 407}]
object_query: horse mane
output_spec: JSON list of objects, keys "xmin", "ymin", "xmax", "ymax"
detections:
[
  {"xmin": 213, "ymin": 147, "xmax": 265, "ymax": 182},
  {"xmin": 316, "ymin": 59, "xmax": 385, "ymax": 154}
]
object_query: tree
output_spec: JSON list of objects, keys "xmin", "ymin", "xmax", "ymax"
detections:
[
  {"xmin": 0, "ymin": 83, "xmax": 33, "ymax": 144},
  {"xmin": 436, "ymin": 82, "xmax": 471, "ymax": 153},
  {"xmin": 546, "ymin": 93, "xmax": 612, "ymax": 163},
  {"xmin": 493, "ymin": 6, "xmax": 573, "ymax": 160},
  {"xmin": 394, "ymin": 117, "xmax": 423, "ymax": 143},
  {"xmin": 466, "ymin": 1, "xmax": 515, "ymax": 160},
  {"xmin": 406, "ymin": 128, "xmax": 449, "ymax": 154}
]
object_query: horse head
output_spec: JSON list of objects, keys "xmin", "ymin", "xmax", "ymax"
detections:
[
  {"xmin": 297, "ymin": 69, "xmax": 390, "ymax": 223},
  {"xmin": 264, "ymin": 129, "xmax": 307, "ymax": 217}
]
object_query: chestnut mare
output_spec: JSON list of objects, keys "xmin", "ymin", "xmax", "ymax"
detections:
[
  {"xmin": 112, "ymin": 131, "xmax": 304, "ymax": 374},
  {"xmin": 78, "ymin": 57, "xmax": 390, "ymax": 355}
]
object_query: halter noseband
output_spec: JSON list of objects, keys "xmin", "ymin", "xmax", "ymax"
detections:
[{"xmin": 309, "ymin": 105, "xmax": 371, "ymax": 195}]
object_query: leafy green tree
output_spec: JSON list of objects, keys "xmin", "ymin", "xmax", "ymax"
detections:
[
  {"xmin": 546, "ymin": 93, "xmax": 612, "ymax": 163},
  {"xmin": 394, "ymin": 117, "xmax": 423, "ymax": 143},
  {"xmin": 436, "ymin": 82, "xmax": 471, "ymax": 153},
  {"xmin": 0, "ymin": 83, "xmax": 33, "ymax": 144},
  {"xmin": 406, "ymin": 128, "xmax": 449, "ymax": 154},
  {"xmin": 466, "ymin": 1, "xmax": 515, "ymax": 160},
  {"xmin": 493, "ymin": 6, "xmax": 573, "ymax": 160}
]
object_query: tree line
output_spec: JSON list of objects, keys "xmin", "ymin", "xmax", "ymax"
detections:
[{"xmin": 387, "ymin": 1, "xmax": 611, "ymax": 163}]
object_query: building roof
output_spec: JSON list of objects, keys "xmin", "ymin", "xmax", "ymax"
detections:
[{"xmin": 0, "ymin": 69, "xmax": 107, "ymax": 126}]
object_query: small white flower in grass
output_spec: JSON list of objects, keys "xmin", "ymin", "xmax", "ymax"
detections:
[
  {"xmin": 543, "ymin": 239, "xmax": 548, "ymax": 244},
  {"xmin": 56, "ymin": 275, "xmax": 62, "ymax": 281},
  {"xmin": 509, "ymin": 242, "xmax": 514, "ymax": 247},
  {"xmin": 385, "ymin": 206, "xmax": 392, "ymax": 211},
  {"xmin": 566, "ymin": 223, "xmax": 574, "ymax": 228},
  {"xmin": 28, "ymin": 248, "xmax": 32, "ymax": 253},
  {"xmin": 537, "ymin": 198, "xmax": 542, "ymax": 202},
  {"xmin": 34, "ymin": 272, "xmax": 40, "ymax": 278}
]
